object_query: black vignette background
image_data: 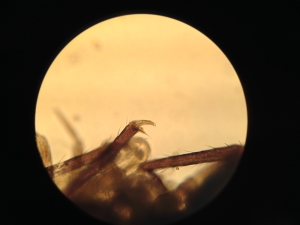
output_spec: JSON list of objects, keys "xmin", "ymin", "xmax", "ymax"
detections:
[{"xmin": 1, "ymin": 2, "xmax": 299, "ymax": 225}]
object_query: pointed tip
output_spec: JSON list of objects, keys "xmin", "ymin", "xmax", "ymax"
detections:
[{"xmin": 129, "ymin": 120, "xmax": 156, "ymax": 128}]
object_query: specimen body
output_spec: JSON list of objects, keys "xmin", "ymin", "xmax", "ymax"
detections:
[{"xmin": 36, "ymin": 112, "xmax": 244, "ymax": 225}]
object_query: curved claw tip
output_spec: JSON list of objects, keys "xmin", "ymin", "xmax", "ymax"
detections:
[
  {"xmin": 129, "ymin": 120, "xmax": 156, "ymax": 127},
  {"xmin": 129, "ymin": 120, "xmax": 156, "ymax": 135}
]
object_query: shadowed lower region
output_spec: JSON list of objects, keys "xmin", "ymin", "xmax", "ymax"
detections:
[{"xmin": 37, "ymin": 112, "xmax": 244, "ymax": 225}]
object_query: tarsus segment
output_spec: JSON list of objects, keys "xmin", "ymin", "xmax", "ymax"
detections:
[
  {"xmin": 61, "ymin": 120, "xmax": 155, "ymax": 198},
  {"xmin": 139, "ymin": 145, "xmax": 244, "ymax": 171}
]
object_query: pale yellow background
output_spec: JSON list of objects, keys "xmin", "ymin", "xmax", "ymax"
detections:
[{"xmin": 36, "ymin": 14, "xmax": 247, "ymax": 186}]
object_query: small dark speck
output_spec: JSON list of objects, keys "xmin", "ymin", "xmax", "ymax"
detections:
[
  {"xmin": 92, "ymin": 41, "xmax": 102, "ymax": 51},
  {"xmin": 68, "ymin": 53, "xmax": 80, "ymax": 64},
  {"xmin": 73, "ymin": 114, "xmax": 81, "ymax": 122}
]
